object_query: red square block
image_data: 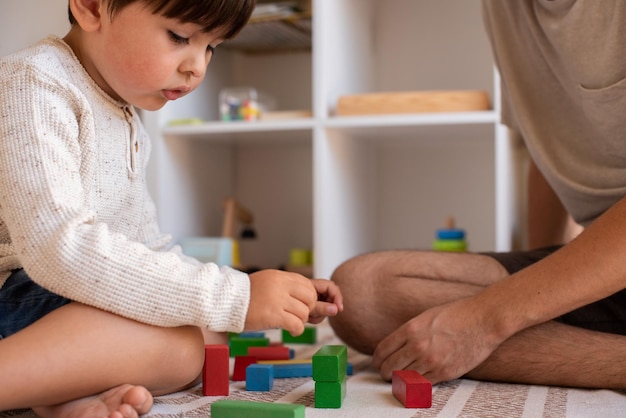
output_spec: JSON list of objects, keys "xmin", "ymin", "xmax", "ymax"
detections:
[
  {"xmin": 203, "ymin": 344, "xmax": 230, "ymax": 396},
  {"xmin": 392, "ymin": 370, "xmax": 432, "ymax": 408}
]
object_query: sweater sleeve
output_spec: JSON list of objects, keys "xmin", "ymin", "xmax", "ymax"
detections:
[{"xmin": 0, "ymin": 67, "xmax": 250, "ymax": 332}]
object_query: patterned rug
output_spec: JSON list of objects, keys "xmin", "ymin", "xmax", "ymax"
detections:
[{"xmin": 4, "ymin": 322, "xmax": 626, "ymax": 417}]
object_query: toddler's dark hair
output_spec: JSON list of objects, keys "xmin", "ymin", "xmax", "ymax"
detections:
[{"xmin": 68, "ymin": 0, "xmax": 255, "ymax": 39}]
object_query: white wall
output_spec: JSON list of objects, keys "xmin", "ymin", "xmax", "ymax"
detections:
[{"xmin": 0, "ymin": 0, "xmax": 69, "ymax": 57}]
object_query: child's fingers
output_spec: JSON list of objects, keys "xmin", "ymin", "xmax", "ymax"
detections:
[
  {"xmin": 312, "ymin": 280, "xmax": 344, "ymax": 311},
  {"xmin": 282, "ymin": 313, "xmax": 306, "ymax": 336},
  {"xmin": 309, "ymin": 301, "xmax": 339, "ymax": 319}
]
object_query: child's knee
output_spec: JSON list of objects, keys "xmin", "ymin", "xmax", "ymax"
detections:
[{"xmin": 167, "ymin": 326, "xmax": 206, "ymax": 383}]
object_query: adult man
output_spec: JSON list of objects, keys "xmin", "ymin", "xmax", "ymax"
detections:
[{"xmin": 330, "ymin": 0, "xmax": 626, "ymax": 388}]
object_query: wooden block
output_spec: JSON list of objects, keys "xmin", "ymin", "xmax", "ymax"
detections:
[
  {"xmin": 314, "ymin": 376, "xmax": 347, "ymax": 408},
  {"xmin": 211, "ymin": 399, "xmax": 305, "ymax": 418},
  {"xmin": 392, "ymin": 370, "xmax": 432, "ymax": 408},
  {"xmin": 312, "ymin": 345, "xmax": 347, "ymax": 382},
  {"xmin": 273, "ymin": 363, "xmax": 312, "ymax": 378},
  {"xmin": 202, "ymin": 345, "xmax": 229, "ymax": 396},
  {"xmin": 258, "ymin": 359, "xmax": 311, "ymax": 365},
  {"xmin": 232, "ymin": 355, "xmax": 258, "ymax": 381},
  {"xmin": 246, "ymin": 364, "xmax": 274, "ymax": 391},
  {"xmin": 259, "ymin": 359, "xmax": 355, "ymax": 375},
  {"xmin": 235, "ymin": 331, "xmax": 267, "ymax": 339},
  {"xmin": 247, "ymin": 345, "xmax": 292, "ymax": 360},
  {"xmin": 336, "ymin": 90, "xmax": 490, "ymax": 116},
  {"xmin": 282, "ymin": 326, "xmax": 317, "ymax": 344},
  {"xmin": 229, "ymin": 336, "xmax": 269, "ymax": 357}
]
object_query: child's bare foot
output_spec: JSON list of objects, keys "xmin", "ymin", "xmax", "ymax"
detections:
[{"xmin": 33, "ymin": 384, "xmax": 153, "ymax": 418}]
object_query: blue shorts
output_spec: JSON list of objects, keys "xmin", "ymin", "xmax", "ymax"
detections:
[{"xmin": 0, "ymin": 269, "xmax": 71, "ymax": 339}]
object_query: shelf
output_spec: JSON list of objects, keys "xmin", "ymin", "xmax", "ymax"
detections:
[
  {"xmin": 222, "ymin": 9, "xmax": 312, "ymax": 53},
  {"xmin": 162, "ymin": 119, "xmax": 315, "ymax": 135},
  {"xmin": 147, "ymin": 0, "xmax": 513, "ymax": 278},
  {"xmin": 326, "ymin": 111, "xmax": 498, "ymax": 129},
  {"xmin": 161, "ymin": 112, "xmax": 497, "ymax": 139}
]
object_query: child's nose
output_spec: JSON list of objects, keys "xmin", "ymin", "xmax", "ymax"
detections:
[{"xmin": 179, "ymin": 51, "xmax": 209, "ymax": 79}]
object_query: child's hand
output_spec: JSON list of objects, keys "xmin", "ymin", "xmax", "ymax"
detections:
[
  {"xmin": 245, "ymin": 269, "xmax": 317, "ymax": 336},
  {"xmin": 308, "ymin": 279, "xmax": 344, "ymax": 324}
]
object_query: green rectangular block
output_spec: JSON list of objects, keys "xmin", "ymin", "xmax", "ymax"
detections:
[
  {"xmin": 229, "ymin": 337, "xmax": 269, "ymax": 357},
  {"xmin": 312, "ymin": 345, "xmax": 347, "ymax": 382},
  {"xmin": 282, "ymin": 326, "xmax": 317, "ymax": 344},
  {"xmin": 211, "ymin": 399, "xmax": 305, "ymax": 418},
  {"xmin": 315, "ymin": 375, "xmax": 347, "ymax": 408}
]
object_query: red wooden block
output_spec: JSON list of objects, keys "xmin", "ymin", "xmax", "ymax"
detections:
[
  {"xmin": 247, "ymin": 346, "xmax": 291, "ymax": 361},
  {"xmin": 233, "ymin": 355, "xmax": 258, "ymax": 381},
  {"xmin": 203, "ymin": 344, "xmax": 230, "ymax": 396},
  {"xmin": 392, "ymin": 370, "xmax": 432, "ymax": 408}
]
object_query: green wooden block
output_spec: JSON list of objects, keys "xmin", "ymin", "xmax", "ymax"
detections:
[
  {"xmin": 315, "ymin": 376, "xmax": 347, "ymax": 408},
  {"xmin": 282, "ymin": 326, "xmax": 317, "ymax": 344},
  {"xmin": 229, "ymin": 337, "xmax": 269, "ymax": 357},
  {"xmin": 211, "ymin": 400, "xmax": 305, "ymax": 418},
  {"xmin": 312, "ymin": 345, "xmax": 347, "ymax": 382}
]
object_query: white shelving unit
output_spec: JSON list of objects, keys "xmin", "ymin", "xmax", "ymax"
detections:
[{"xmin": 144, "ymin": 0, "xmax": 517, "ymax": 279}]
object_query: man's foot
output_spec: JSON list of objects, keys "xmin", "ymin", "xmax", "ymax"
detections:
[{"xmin": 33, "ymin": 384, "xmax": 153, "ymax": 418}]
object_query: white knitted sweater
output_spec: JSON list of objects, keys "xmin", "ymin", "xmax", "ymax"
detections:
[{"xmin": 0, "ymin": 36, "xmax": 250, "ymax": 331}]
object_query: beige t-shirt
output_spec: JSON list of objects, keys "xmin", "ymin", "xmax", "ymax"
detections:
[{"xmin": 483, "ymin": 0, "xmax": 626, "ymax": 227}]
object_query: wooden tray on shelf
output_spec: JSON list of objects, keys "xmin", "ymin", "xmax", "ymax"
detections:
[{"xmin": 336, "ymin": 90, "xmax": 491, "ymax": 116}]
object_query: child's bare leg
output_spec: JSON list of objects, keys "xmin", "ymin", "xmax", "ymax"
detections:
[{"xmin": 0, "ymin": 302, "xmax": 207, "ymax": 415}]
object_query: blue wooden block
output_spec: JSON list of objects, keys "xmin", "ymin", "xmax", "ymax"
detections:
[
  {"xmin": 273, "ymin": 363, "xmax": 312, "ymax": 378},
  {"xmin": 246, "ymin": 364, "xmax": 274, "ymax": 391},
  {"xmin": 238, "ymin": 331, "xmax": 267, "ymax": 338}
]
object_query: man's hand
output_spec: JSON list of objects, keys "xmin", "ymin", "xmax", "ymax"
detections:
[{"xmin": 372, "ymin": 297, "xmax": 503, "ymax": 384}]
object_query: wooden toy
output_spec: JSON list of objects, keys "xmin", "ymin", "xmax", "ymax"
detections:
[
  {"xmin": 315, "ymin": 376, "xmax": 347, "ymax": 408},
  {"xmin": 211, "ymin": 399, "xmax": 305, "ymax": 418},
  {"xmin": 259, "ymin": 359, "xmax": 354, "ymax": 375},
  {"xmin": 312, "ymin": 345, "xmax": 347, "ymax": 382},
  {"xmin": 272, "ymin": 363, "xmax": 312, "ymax": 378},
  {"xmin": 234, "ymin": 331, "xmax": 266, "ymax": 339},
  {"xmin": 229, "ymin": 336, "xmax": 269, "ymax": 357},
  {"xmin": 246, "ymin": 364, "xmax": 274, "ymax": 391},
  {"xmin": 258, "ymin": 359, "xmax": 312, "ymax": 365},
  {"xmin": 282, "ymin": 326, "xmax": 317, "ymax": 344},
  {"xmin": 391, "ymin": 370, "xmax": 432, "ymax": 408},
  {"xmin": 232, "ymin": 355, "xmax": 258, "ymax": 381},
  {"xmin": 247, "ymin": 345, "xmax": 292, "ymax": 360},
  {"xmin": 336, "ymin": 90, "xmax": 490, "ymax": 116},
  {"xmin": 312, "ymin": 345, "xmax": 348, "ymax": 408},
  {"xmin": 432, "ymin": 216, "xmax": 467, "ymax": 252},
  {"xmin": 202, "ymin": 345, "xmax": 229, "ymax": 396}
]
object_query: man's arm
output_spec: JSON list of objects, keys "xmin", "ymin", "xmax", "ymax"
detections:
[{"xmin": 373, "ymin": 194, "xmax": 626, "ymax": 384}]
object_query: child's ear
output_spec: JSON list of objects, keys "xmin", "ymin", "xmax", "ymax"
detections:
[{"xmin": 68, "ymin": 0, "xmax": 104, "ymax": 32}]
